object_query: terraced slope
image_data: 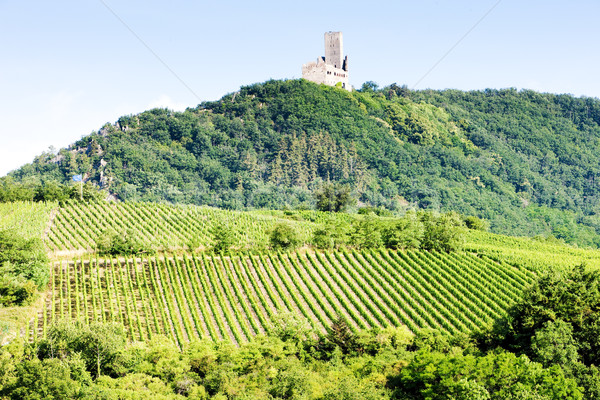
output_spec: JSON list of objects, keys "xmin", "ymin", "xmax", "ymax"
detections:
[{"xmin": 33, "ymin": 249, "xmax": 534, "ymax": 346}]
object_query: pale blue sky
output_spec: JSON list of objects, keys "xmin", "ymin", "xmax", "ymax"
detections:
[{"xmin": 1, "ymin": 0, "xmax": 599, "ymax": 176}]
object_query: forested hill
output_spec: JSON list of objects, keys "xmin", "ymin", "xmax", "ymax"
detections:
[{"xmin": 5, "ymin": 79, "xmax": 600, "ymax": 245}]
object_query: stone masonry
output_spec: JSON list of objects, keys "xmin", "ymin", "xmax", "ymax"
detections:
[{"xmin": 302, "ymin": 32, "xmax": 351, "ymax": 91}]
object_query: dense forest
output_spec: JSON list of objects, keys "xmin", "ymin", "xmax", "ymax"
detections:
[{"xmin": 5, "ymin": 79, "xmax": 600, "ymax": 246}]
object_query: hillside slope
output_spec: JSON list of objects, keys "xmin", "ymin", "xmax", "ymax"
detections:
[{"xmin": 6, "ymin": 79, "xmax": 600, "ymax": 245}]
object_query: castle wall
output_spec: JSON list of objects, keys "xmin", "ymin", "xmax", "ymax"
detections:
[{"xmin": 302, "ymin": 31, "xmax": 351, "ymax": 91}]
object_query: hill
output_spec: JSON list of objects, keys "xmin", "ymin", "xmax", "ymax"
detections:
[{"xmin": 5, "ymin": 79, "xmax": 600, "ymax": 245}]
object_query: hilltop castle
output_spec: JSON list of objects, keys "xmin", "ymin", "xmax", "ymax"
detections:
[{"xmin": 302, "ymin": 32, "xmax": 351, "ymax": 91}]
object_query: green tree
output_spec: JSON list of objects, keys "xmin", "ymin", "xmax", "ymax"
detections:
[
  {"xmin": 0, "ymin": 229, "xmax": 48, "ymax": 306},
  {"xmin": 326, "ymin": 316, "xmax": 356, "ymax": 354},
  {"xmin": 396, "ymin": 350, "xmax": 583, "ymax": 400},
  {"xmin": 312, "ymin": 218, "xmax": 348, "ymax": 249},
  {"xmin": 95, "ymin": 228, "xmax": 151, "ymax": 255},
  {"xmin": 7, "ymin": 357, "xmax": 87, "ymax": 400},
  {"xmin": 382, "ymin": 211, "xmax": 424, "ymax": 249},
  {"xmin": 267, "ymin": 311, "xmax": 313, "ymax": 344},
  {"xmin": 463, "ymin": 215, "xmax": 488, "ymax": 231},
  {"xmin": 484, "ymin": 264, "xmax": 600, "ymax": 397},
  {"xmin": 269, "ymin": 223, "xmax": 300, "ymax": 250},
  {"xmin": 350, "ymin": 215, "xmax": 383, "ymax": 249},
  {"xmin": 531, "ymin": 320, "xmax": 579, "ymax": 369},
  {"xmin": 38, "ymin": 320, "xmax": 127, "ymax": 378},
  {"xmin": 211, "ymin": 221, "xmax": 236, "ymax": 254},
  {"xmin": 420, "ymin": 212, "xmax": 465, "ymax": 252},
  {"xmin": 314, "ymin": 182, "xmax": 354, "ymax": 212}
]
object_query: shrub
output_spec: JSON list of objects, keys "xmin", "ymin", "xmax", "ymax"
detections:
[
  {"xmin": 350, "ymin": 215, "xmax": 383, "ymax": 249},
  {"xmin": 382, "ymin": 211, "xmax": 424, "ymax": 249},
  {"xmin": 420, "ymin": 211, "xmax": 465, "ymax": 252},
  {"xmin": 269, "ymin": 223, "xmax": 300, "ymax": 250},
  {"xmin": 0, "ymin": 229, "xmax": 48, "ymax": 306},
  {"xmin": 463, "ymin": 215, "xmax": 488, "ymax": 231},
  {"xmin": 311, "ymin": 218, "xmax": 348, "ymax": 249},
  {"xmin": 0, "ymin": 276, "xmax": 37, "ymax": 306},
  {"xmin": 95, "ymin": 229, "xmax": 151, "ymax": 255},
  {"xmin": 211, "ymin": 221, "xmax": 236, "ymax": 254}
]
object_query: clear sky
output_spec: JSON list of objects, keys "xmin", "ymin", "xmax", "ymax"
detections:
[{"xmin": 1, "ymin": 0, "xmax": 599, "ymax": 177}]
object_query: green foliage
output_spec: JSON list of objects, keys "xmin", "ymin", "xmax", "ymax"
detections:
[
  {"xmin": 314, "ymin": 182, "xmax": 354, "ymax": 212},
  {"xmin": 6, "ymin": 357, "xmax": 87, "ymax": 400},
  {"xmin": 358, "ymin": 206, "xmax": 393, "ymax": 217},
  {"xmin": 95, "ymin": 228, "xmax": 152, "ymax": 255},
  {"xmin": 0, "ymin": 228, "xmax": 48, "ymax": 305},
  {"xmin": 0, "ymin": 178, "xmax": 104, "ymax": 203},
  {"xmin": 267, "ymin": 311, "xmax": 313, "ymax": 343},
  {"xmin": 381, "ymin": 211, "xmax": 424, "ymax": 249},
  {"xmin": 420, "ymin": 211, "xmax": 466, "ymax": 252},
  {"xmin": 325, "ymin": 316, "xmax": 356, "ymax": 354},
  {"xmin": 464, "ymin": 215, "xmax": 488, "ymax": 231},
  {"xmin": 395, "ymin": 349, "xmax": 583, "ymax": 400},
  {"xmin": 210, "ymin": 221, "xmax": 236, "ymax": 254},
  {"xmin": 489, "ymin": 265, "xmax": 600, "ymax": 364},
  {"xmin": 350, "ymin": 215, "xmax": 384, "ymax": 249},
  {"xmin": 269, "ymin": 223, "xmax": 300, "ymax": 250},
  {"xmin": 530, "ymin": 320, "xmax": 579, "ymax": 368},
  {"xmin": 0, "ymin": 229, "xmax": 47, "ymax": 271},
  {"xmin": 0, "ymin": 276, "xmax": 36, "ymax": 307},
  {"xmin": 38, "ymin": 320, "xmax": 127, "ymax": 378},
  {"xmin": 9, "ymin": 80, "xmax": 600, "ymax": 247},
  {"xmin": 311, "ymin": 217, "xmax": 348, "ymax": 249},
  {"xmin": 485, "ymin": 264, "xmax": 600, "ymax": 397}
]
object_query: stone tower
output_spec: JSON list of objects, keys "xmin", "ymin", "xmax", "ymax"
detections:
[
  {"xmin": 325, "ymin": 32, "xmax": 344, "ymax": 70},
  {"xmin": 302, "ymin": 31, "xmax": 350, "ymax": 91}
]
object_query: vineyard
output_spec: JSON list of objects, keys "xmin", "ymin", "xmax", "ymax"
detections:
[
  {"xmin": 45, "ymin": 201, "xmax": 600, "ymax": 271},
  {"xmin": 5, "ymin": 200, "xmax": 600, "ymax": 346},
  {"xmin": 32, "ymin": 249, "xmax": 534, "ymax": 345},
  {"xmin": 46, "ymin": 201, "xmax": 317, "ymax": 254},
  {"xmin": 0, "ymin": 201, "xmax": 57, "ymax": 239},
  {"xmin": 465, "ymin": 229, "xmax": 600, "ymax": 271}
]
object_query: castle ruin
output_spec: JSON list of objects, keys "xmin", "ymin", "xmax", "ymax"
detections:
[{"xmin": 302, "ymin": 32, "xmax": 351, "ymax": 91}]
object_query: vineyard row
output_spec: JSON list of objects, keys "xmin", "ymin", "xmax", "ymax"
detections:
[{"xmin": 32, "ymin": 249, "xmax": 533, "ymax": 346}]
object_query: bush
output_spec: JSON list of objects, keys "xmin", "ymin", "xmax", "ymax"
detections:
[
  {"xmin": 382, "ymin": 211, "xmax": 424, "ymax": 249},
  {"xmin": 463, "ymin": 215, "xmax": 488, "ymax": 231},
  {"xmin": 420, "ymin": 211, "xmax": 465, "ymax": 252},
  {"xmin": 269, "ymin": 223, "xmax": 300, "ymax": 250},
  {"xmin": 0, "ymin": 276, "xmax": 37, "ymax": 306},
  {"xmin": 268, "ymin": 311, "xmax": 313, "ymax": 343},
  {"xmin": 314, "ymin": 183, "xmax": 354, "ymax": 212},
  {"xmin": 311, "ymin": 218, "xmax": 348, "ymax": 249},
  {"xmin": 0, "ymin": 229, "xmax": 49, "ymax": 287},
  {"xmin": 95, "ymin": 229, "xmax": 151, "ymax": 255},
  {"xmin": 211, "ymin": 221, "xmax": 236, "ymax": 254},
  {"xmin": 0, "ymin": 229, "xmax": 48, "ymax": 306},
  {"xmin": 350, "ymin": 215, "xmax": 383, "ymax": 249}
]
